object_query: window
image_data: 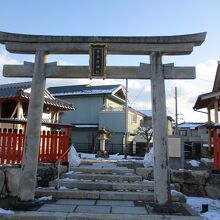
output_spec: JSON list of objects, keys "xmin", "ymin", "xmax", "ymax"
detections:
[
  {"xmin": 179, "ymin": 130, "xmax": 187, "ymax": 136},
  {"xmin": 131, "ymin": 114, "xmax": 137, "ymax": 123}
]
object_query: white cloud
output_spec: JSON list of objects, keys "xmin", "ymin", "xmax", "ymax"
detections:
[
  {"xmin": 128, "ymin": 80, "xmax": 142, "ymax": 89},
  {"xmin": 0, "ymin": 51, "xmax": 25, "ymax": 84},
  {"xmin": 0, "ymin": 51, "xmax": 19, "ymax": 66},
  {"xmin": 128, "ymin": 60, "xmax": 218, "ymax": 122},
  {"xmin": 169, "ymin": 60, "xmax": 217, "ymax": 122}
]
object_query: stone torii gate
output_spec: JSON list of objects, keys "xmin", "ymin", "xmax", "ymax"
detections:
[{"xmin": 0, "ymin": 31, "xmax": 206, "ymax": 205}]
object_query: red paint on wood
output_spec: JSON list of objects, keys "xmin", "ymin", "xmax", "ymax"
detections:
[{"xmin": 0, "ymin": 126, "xmax": 71, "ymax": 164}]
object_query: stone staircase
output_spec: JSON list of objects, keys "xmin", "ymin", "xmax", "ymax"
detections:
[{"xmin": 36, "ymin": 162, "xmax": 185, "ymax": 203}]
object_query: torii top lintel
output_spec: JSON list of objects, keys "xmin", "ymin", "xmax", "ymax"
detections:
[{"xmin": 0, "ymin": 31, "xmax": 206, "ymax": 55}]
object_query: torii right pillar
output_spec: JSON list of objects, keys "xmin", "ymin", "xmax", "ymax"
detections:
[{"xmin": 150, "ymin": 52, "xmax": 171, "ymax": 205}]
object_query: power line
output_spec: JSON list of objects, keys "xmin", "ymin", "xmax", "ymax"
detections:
[{"xmin": 129, "ymin": 86, "xmax": 148, "ymax": 105}]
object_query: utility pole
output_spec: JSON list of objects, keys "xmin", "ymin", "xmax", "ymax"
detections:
[
  {"xmin": 175, "ymin": 87, "xmax": 178, "ymax": 135},
  {"xmin": 124, "ymin": 79, "xmax": 128, "ymax": 159}
]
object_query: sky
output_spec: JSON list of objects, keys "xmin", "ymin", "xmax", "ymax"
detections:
[{"xmin": 0, "ymin": 0, "xmax": 220, "ymax": 122}]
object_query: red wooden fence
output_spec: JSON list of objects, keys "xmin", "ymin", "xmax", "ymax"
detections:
[
  {"xmin": 213, "ymin": 128, "xmax": 220, "ymax": 169},
  {"xmin": 0, "ymin": 128, "xmax": 70, "ymax": 165}
]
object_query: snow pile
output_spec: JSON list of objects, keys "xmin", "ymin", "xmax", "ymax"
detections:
[
  {"xmin": 143, "ymin": 147, "xmax": 154, "ymax": 168},
  {"xmin": 38, "ymin": 195, "xmax": 52, "ymax": 201},
  {"xmin": 187, "ymin": 196, "xmax": 220, "ymax": 220},
  {"xmin": 109, "ymin": 153, "xmax": 125, "ymax": 160},
  {"xmin": 68, "ymin": 145, "xmax": 81, "ymax": 167},
  {"xmin": 80, "ymin": 153, "xmax": 97, "ymax": 159},
  {"xmin": 59, "ymin": 186, "xmax": 68, "ymax": 190},
  {"xmin": 143, "ymin": 179, "xmax": 154, "ymax": 183},
  {"xmin": 80, "ymin": 152, "xmax": 143, "ymax": 162},
  {"xmin": 171, "ymin": 190, "xmax": 184, "ymax": 197},
  {"xmin": 187, "ymin": 160, "xmax": 200, "ymax": 167},
  {"xmin": 0, "ymin": 208, "xmax": 14, "ymax": 214}
]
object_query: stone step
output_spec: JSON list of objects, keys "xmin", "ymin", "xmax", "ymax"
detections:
[
  {"xmin": 62, "ymin": 173, "xmax": 142, "ymax": 182},
  {"xmin": 0, "ymin": 212, "xmax": 203, "ymax": 220},
  {"xmin": 36, "ymin": 188, "xmax": 186, "ymax": 203},
  {"xmin": 71, "ymin": 167, "xmax": 134, "ymax": 175},
  {"xmin": 49, "ymin": 180, "xmax": 153, "ymax": 191}
]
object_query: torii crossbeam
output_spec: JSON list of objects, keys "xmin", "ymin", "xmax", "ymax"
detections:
[{"xmin": 0, "ymin": 31, "xmax": 206, "ymax": 205}]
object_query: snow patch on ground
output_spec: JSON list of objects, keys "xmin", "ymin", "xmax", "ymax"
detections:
[
  {"xmin": 59, "ymin": 186, "xmax": 68, "ymax": 190},
  {"xmin": 187, "ymin": 196, "xmax": 220, "ymax": 220},
  {"xmin": 187, "ymin": 160, "xmax": 200, "ymax": 167},
  {"xmin": 38, "ymin": 195, "xmax": 53, "ymax": 201},
  {"xmin": 143, "ymin": 179, "xmax": 154, "ymax": 183},
  {"xmin": 65, "ymin": 171, "xmax": 74, "ymax": 175},
  {"xmin": 0, "ymin": 208, "xmax": 14, "ymax": 214}
]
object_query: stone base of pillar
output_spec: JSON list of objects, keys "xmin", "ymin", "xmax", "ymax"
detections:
[
  {"xmin": 12, "ymin": 199, "xmax": 43, "ymax": 211},
  {"xmin": 95, "ymin": 150, "xmax": 109, "ymax": 158},
  {"xmin": 150, "ymin": 202, "xmax": 181, "ymax": 214}
]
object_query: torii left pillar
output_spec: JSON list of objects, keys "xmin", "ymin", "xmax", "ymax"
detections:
[
  {"xmin": 18, "ymin": 50, "xmax": 47, "ymax": 201},
  {"xmin": 150, "ymin": 52, "xmax": 171, "ymax": 205}
]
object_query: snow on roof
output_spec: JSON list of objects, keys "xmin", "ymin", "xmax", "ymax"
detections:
[
  {"xmin": 73, "ymin": 124, "xmax": 98, "ymax": 128},
  {"xmin": 48, "ymin": 84, "xmax": 121, "ymax": 96},
  {"xmin": 177, "ymin": 122, "xmax": 205, "ymax": 130}
]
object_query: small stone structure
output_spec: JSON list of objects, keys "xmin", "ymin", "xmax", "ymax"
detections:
[
  {"xmin": 0, "ymin": 165, "xmax": 67, "ymax": 198},
  {"xmin": 136, "ymin": 167, "xmax": 220, "ymax": 199},
  {"xmin": 96, "ymin": 128, "xmax": 110, "ymax": 158}
]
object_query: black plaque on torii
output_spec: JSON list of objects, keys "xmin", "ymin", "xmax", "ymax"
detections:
[{"xmin": 89, "ymin": 44, "xmax": 106, "ymax": 78}]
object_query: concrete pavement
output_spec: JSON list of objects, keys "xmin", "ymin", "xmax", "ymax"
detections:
[{"xmin": 0, "ymin": 198, "xmax": 202, "ymax": 220}]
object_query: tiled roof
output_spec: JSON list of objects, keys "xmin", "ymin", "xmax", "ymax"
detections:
[
  {"xmin": 0, "ymin": 81, "xmax": 74, "ymax": 110},
  {"xmin": 47, "ymin": 84, "xmax": 121, "ymax": 96},
  {"xmin": 0, "ymin": 81, "xmax": 32, "ymax": 98}
]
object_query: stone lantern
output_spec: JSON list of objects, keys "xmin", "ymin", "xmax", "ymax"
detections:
[{"xmin": 96, "ymin": 128, "xmax": 110, "ymax": 158}]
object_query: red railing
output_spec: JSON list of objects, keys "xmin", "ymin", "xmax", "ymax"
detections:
[
  {"xmin": 213, "ymin": 128, "xmax": 220, "ymax": 169},
  {"xmin": 0, "ymin": 127, "xmax": 70, "ymax": 165}
]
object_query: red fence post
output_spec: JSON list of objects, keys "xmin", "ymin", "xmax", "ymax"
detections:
[
  {"xmin": 0, "ymin": 122, "xmax": 73, "ymax": 165},
  {"xmin": 6, "ymin": 129, "xmax": 13, "ymax": 164},
  {"xmin": 50, "ymin": 131, "xmax": 55, "ymax": 162},
  {"xmin": 57, "ymin": 131, "xmax": 62, "ymax": 160},
  {"xmin": 41, "ymin": 130, "xmax": 46, "ymax": 162},
  {"xmin": 11, "ymin": 129, "xmax": 18, "ymax": 164},
  {"xmin": 17, "ymin": 129, "xmax": 24, "ymax": 163},
  {"xmin": 218, "ymin": 133, "xmax": 220, "ymax": 169},
  {"xmin": 55, "ymin": 131, "xmax": 59, "ymax": 161},
  {"xmin": 44, "ymin": 131, "xmax": 49, "ymax": 162},
  {"xmin": 0, "ymin": 128, "xmax": 7, "ymax": 164}
]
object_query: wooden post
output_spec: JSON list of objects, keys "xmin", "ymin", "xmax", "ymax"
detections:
[
  {"xmin": 150, "ymin": 52, "xmax": 171, "ymax": 205},
  {"xmin": 207, "ymin": 108, "xmax": 212, "ymax": 156},
  {"xmin": 214, "ymin": 100, "xmax": 219, "ymax": 123},
  {"xmin": 18, "ymin": 50, "xmax": 47, "ymax": 201}
]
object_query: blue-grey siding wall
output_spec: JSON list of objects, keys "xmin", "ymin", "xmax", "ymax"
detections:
[
  {"xmin": 59, "ymin": 95, "xmax": 104, "ymax": 124},
  {"xmin": 99, "ymin": 111, "xmax": 125, "ymax": 132}
]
